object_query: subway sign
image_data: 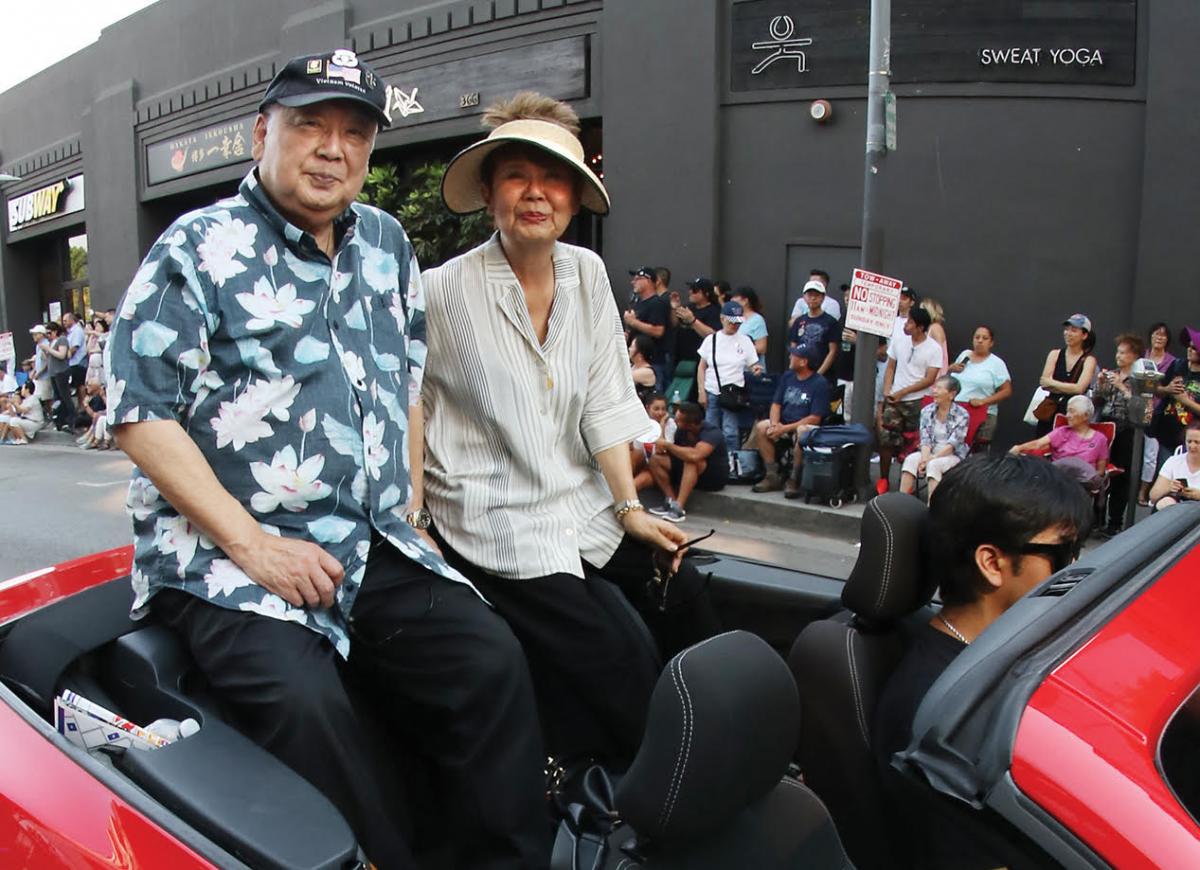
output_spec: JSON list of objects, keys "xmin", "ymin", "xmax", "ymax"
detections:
[{"xmin": 7, "ymin": 174, "xmax": 86, "ymax": 232}]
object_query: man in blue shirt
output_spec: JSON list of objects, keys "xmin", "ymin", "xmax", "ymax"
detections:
[
  {"xmin": 786, "ymin": 280, "xmax": 839, "ymax": 382},
  {"xmin": 107, "ymin": 50, "xmax": 548, "ymax": 869},
  {"xmin": 750, "ymin": 342, "xmax": 831, "ymax": 496},
  {"xmin": 63, "ymin": 311, "xmax": 88, "ymax": 405}
]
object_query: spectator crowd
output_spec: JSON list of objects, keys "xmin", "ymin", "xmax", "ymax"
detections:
[
  {"xmin": 622, "ymin": 264, "xmax": 1200, "ymax": 532},
  {"xmin": 2, "ymin": 309, "xmax": 116, "ymax": 449}
]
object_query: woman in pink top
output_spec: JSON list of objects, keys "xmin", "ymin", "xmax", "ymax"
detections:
[{"xmin": 1010, "ymin": 395, "xmax": 1109, "ymax": 492}]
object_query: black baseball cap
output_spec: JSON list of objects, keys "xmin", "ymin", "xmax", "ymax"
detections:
[
  {"xmin": 629, "ymin": 267, "xmax": 657, "ymax": 281},
  {"xmin": 686, "ymin": 277, "xmax": 715, "ymax": 293},
  {"xmin": 259, "ymin": 49, "xmax": 391, "ymax": 128}
]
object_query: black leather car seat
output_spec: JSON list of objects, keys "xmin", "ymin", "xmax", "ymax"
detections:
[
  {"xmin": 786, "ymin": 493, "xmax": 934, "ymax": 870},
  {"xmin": 611, "ymin": 630, "xmax": 852, "ymax": 869}
]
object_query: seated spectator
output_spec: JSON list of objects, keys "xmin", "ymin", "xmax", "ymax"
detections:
[
  {"xmin": 899, "ymin": 376, "xmax": 970, "ymax": 498},
  {"xmin": 731, "ymin": 286, "xmax": 768, "ymax": 367},
  {"xmin": 786, "ymin": 281, "xmax": 839, "ymax": 382},
  {"xmin": 748, "ymin": 342, "xmax": 831, "ymax": 497},
  {"xmin": 77, "ymin": 381, "xmax": 113, "ymax": 450},
  {"xmin": 632, "ymin": 391, "xmax": 674, "ymax": 491},
  {"xmin": 878, "ymin": 306, "xmax": 941, "ymax": 493},
  {"xmin": 696, "ymin": 301, "xmax": 762, "ymax": 458},
  {"xmin": 0, "ymin": 381, "xmax": 46, "ymax": 444},
  {"xmin": 1148, "ymin": 422, "xmax": 1200, "ymax": 511},
  {"xmin": 648, "ymin": 401, "xmax": 729, "ymax": 523},
  {"xmin": 629, "ymin": 334, "xmax": 658, "ymax": 400},
  {"xmin": 874, "ymin": 453, "xmax": 1089, "ymax": 870},
  {"xmin": 1009, "ymin": 395, "xmax": 1109, "ymax": 492}
]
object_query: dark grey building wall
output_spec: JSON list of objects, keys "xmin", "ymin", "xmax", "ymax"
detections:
[
  {"xmin": 1132, "ymin": 1, "xmax": 1200, "ymax": 335},
  {"xmin": 601, "ymin": 0, "xmax": 721, "ymax": 292}
]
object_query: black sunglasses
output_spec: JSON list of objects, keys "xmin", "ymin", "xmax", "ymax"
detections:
[{"xmin": 1014, "ymin": 539, "xmax": 1081, "ymax": 573}]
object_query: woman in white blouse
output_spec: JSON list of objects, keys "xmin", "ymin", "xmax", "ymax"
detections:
[{"xmin": 418, "ymin": 93, "xmax": 717, "ymax": 764}]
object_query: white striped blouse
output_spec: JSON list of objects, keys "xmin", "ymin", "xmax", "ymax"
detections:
[{"xmin": 421, "ymin": 235, "xmax": 649, "ymax": 580}]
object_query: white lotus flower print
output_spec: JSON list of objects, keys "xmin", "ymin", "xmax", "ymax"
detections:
[
  {"xmin": 204, "ymin": 558, "xmax": 255, "ymax": 597},
  {"xmin": 197, "ymin": 215, "xmax": 258, "ymax": 286},
  {"xmin": 126, "ymin": 476, "xmax": 163, "ymax": 522},
  {"xmin": 131, "ymin": 565, "xmax": 150, "ymax": 609},
  {"xmin": 362, "ymin": 413, "xmax": 389, "ymax": 480},
  {"xmin": 236, "ymin": 277, "xmax": 315, "ymax": 330},
  {"xmin": 239, "ymin": 593, "xmax": 308, "ymax": 622},
  {"xmin": 120, "ymin": 268, "xmax": 161, "ymax": 320},
  {"xmin": 211, "ymin": 376, "xmax": 302, "ymax": 450},
  {"xmin": 341, "ymin": 350, "xmax": 366, "ymax": 385},
  {"xmin": 178, "ymin": 328, "xmax": 224, "ymax": 393},
  {"xmin": 330, "ymin": 269, "xmax": 352, "ymax": 304},
  {"xmin": 154, "ymin": 515, "xmax": 213, "ymax": 577},
  {"xmin": 388, "ymin": 292, "xmax": 406, "ymax": 332},
  {"xmin": 250, "ymin": 445, "xmax": 333, "ymax": 513}
]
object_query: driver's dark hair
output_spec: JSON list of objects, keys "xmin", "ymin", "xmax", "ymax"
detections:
[
  {"xmin": 676, "ymin": 401, "xmax": 704, "ymax": 426},
  {"xmin": 928, "ymin": 454, "xmax": 1091, "ymax": 606}
]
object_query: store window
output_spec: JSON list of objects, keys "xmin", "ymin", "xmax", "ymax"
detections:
[{"xmin": 63, "ymin": 232, "xmax": 90, "ymax": 316}]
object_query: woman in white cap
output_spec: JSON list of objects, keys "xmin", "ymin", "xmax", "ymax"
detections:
[{"xmin": 418, "ymin": 92, "xmax": 717, "ymax": 764}]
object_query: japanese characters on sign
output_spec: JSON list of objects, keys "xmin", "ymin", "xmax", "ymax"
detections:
[
  {"xmin": 845, "ymin": 268, "xmax": 904, "ymax": 338},
  {"xmin": 145, "ymin": 116, "xmax": 253, "ymax": 186}
]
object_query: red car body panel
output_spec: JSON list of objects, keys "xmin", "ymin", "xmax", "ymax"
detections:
[
  {"xmin": 0, "ymin": 546, "xmax": 215, "ymax": 868},
  {"xmin": 1013, "ymin": 546, "xmax": 1200, "ymax": 868},
  {"xmin": 0, "ymin": 546, "xmax": 133, "ymax": 626},
  {"xmin": 0, "ymin": 671, "xmax": 212, "ymax": 869}
]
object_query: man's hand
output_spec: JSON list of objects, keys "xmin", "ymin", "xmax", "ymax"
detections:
[
  {"xmin": 765, "ymin": 421, "xmax": 780, "ymax": 438},
  {"xmin": 233, "ymin": 531, "xmax": 345, "ymax": 609},
  {"xmin": 622, "ymin": 310, "xmax": 637, "ymax": 328},
  {"xmin": 654, "ymin": 437, "xmax": 670, "ymax": 454},
  {"xmin": 969, "ymin": 397, "xmax": 986, "ymax": 407},
  {"xmin": 621, "ymin": 510, "xmax": 688, "ymax": 573}
]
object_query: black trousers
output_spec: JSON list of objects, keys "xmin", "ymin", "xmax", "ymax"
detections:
[
  {"xmin": 154, "ymin": 538, "xmax": 551, "ymax": 870},
  {"xmin": 1105, "ymin": 425, "xmax": 1135, "ymax": 529},
  {"xmin": 435, "ymin": 533, "xmax": 722, "ymax": 767},
  {"xmin": 50, "ymin": 371, "xmax": 73, "ymax": 429}
]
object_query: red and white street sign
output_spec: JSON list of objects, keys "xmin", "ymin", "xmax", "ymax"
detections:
[
  {"xmin": 0, "ymin": 332, "xmax": 13, "ymax": 362},
  {"xmin": 845, "ymin": 268, "xmax": 903, "ymax": 338}
]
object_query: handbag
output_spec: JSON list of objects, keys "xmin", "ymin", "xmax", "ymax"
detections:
[
  {"xmin": 1023, "ymin": 387, "xmax": 1052, "ymax": 426},
  {"xmin": 1032, "ymin": 394, "xmax": 1059, "ymax": 423},
  {"xmin": 1029, "ymin": 351, "xmax": 1087, "ymax": 424},
  {"xmin": 712, "ymin": 334, "xmax": 748, "ymax": 411}
]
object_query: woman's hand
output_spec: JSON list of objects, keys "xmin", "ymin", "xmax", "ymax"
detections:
[
  {"xmin": 948, "ymin": 361, "xmax": 966, "ymax": 374},
  {"xmin": 697, "ymin": 391, "xmax": 707, "ymax": 407},
  {"xmin": 1039, "ymin": 375, "xmax": 1055, "ymax": 389},
  {"xmin": 621, "ymin": 509, "xmax": 688, "ymax": 572}
]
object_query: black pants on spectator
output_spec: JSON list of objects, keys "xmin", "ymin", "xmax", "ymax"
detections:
[
  {"xmin": 1105, "ymin": 424, "xmax": 1135, "ymax": 530},
  {"xmin": 154, "ymin": 539, "xmax": 551, "ymax": 870},
  {"xmin": 50, "ymin": 372, "xmax": 73, "ymax": 429},
  {"xmin": 436, "ymin": 535, "xmax": 662, "ymax": 767}
]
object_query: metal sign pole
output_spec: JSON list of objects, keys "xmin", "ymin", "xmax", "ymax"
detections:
[{"xmin": 851, "ymin": 0, "xmax": 891, "ymax": 497}]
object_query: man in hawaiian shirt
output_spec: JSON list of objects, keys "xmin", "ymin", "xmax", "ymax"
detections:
[{"xmin": 107, "ymin": 51, "xmax": 549, "ymax": 870}]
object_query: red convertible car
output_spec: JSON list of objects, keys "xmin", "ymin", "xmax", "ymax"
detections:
[{"xmin": 0, "ymin": 498, "xmax": 1197, "ymax": 868}]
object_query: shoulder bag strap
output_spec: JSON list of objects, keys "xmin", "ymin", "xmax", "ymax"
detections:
[{"xmin": 712, "ymin": 333, "xmax": 725, "ymax": 393}]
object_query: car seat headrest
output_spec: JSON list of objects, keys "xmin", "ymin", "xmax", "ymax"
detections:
[
  {"xmin": 615, "ymin": 631, "xmax": 799, "ymax": 843},
  {"xmin": 842, "ymin": 493, "xmax": 934, "ymax": 625}
]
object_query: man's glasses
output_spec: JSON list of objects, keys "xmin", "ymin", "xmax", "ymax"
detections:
[{"xmin": 1014, "ymin": 539, "xmax": 1082, "ymax": 573}]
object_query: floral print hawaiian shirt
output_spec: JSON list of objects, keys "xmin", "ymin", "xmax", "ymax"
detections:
[{"xmin": 106, "ymin": 169, "xmax": 473, "ymax": 657}]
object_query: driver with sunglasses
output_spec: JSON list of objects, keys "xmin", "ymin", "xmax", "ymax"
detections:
[{"xmin": 873, "ymin": 452, "xmax": 1090, "ymax": 869}]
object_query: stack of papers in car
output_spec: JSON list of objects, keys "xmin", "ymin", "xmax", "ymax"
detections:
[{"xmin": 54, "ymin": 690, "xmax": 171, "ymax": 752}]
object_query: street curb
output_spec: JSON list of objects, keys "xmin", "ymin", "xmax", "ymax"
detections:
[{"xmin": 687, "ymin": 485, "xmax": 864, "ymax": 540}]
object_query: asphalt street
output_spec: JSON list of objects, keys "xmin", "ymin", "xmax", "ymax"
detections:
[
  {"xmin": 0, "ymin": 430, "xmax": 857, "ymax": 584},
  {"xmin": 0, "ymin": 431, "xmax": 135, "ymax": 579}
]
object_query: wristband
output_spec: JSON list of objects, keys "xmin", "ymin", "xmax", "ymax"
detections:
[{"xmin": 613, "ymin": 499, "xmax": 645, "ymax": 523}]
